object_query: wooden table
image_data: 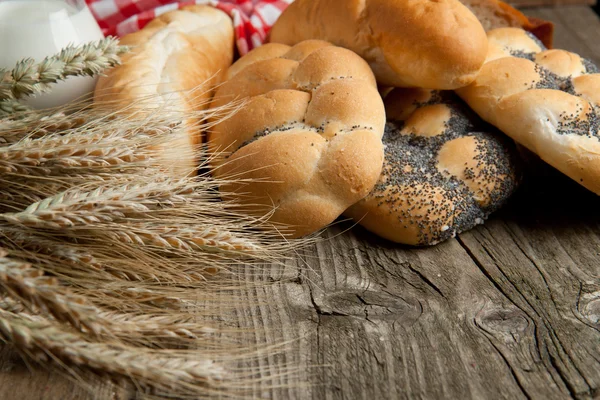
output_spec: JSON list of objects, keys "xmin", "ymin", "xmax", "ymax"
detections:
[{"xmin": 1, "ymin": 6, "xmax": 600, "ymax": 400}]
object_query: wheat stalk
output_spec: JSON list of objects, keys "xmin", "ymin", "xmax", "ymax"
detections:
[
  {"xmin": 0, "ymin": 180, "xmax": 193, "ymax": 228},
  {"xmin": 0, "ymin": 76, "xmax": 310, "ymax": 397},
  {"xmin": 0, "ymin": 310, "xmax": 227, "ymax": 393},
  {"xmin": 0, "ymin": 250, "xmax": 109, "ymax": 335},
  {"xmin": 0, "ymin": 178, "xmax": 296, "ymax": 261},
  {"xmin": 97, "ymin": 312, "xmax": 218, "ymax": 341},
  {"xmin": 0, "ymin": 295, "xmax": 216, "ymax": 345},
  {"xmin": 0, "ymin": 37, "xmax": 127, "ymax": 102},
  {"xmin": 0, "ymin": 227, "xmax": 218, "ymax": 284},
  {"xmin": 110, "ymin": 225, "xmax": 263, "ymax": 254},
  {"xmin": 91, "ymin": 287, "xmax": 187, "ymax": 310},
  {"xmin": 1, "ymin": 229, "xmax": 102, "ymax": 269},
  {"xmin": 0, "ymin": 256, "xmax": 229, "ymax": 349},
  {"xmin": 0, "ymin": 127, "xmax": 161, "ymax": 175},
  {"xmin": 1, "ymin": 146, "xmax": 150, "ymax": 175}
]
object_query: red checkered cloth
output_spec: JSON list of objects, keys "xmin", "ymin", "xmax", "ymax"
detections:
[{"xmin": 85, "ymin": 0, "xmax": 292, "ymax": 55}]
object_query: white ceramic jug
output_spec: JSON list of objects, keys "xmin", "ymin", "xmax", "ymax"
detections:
[{"xmin": 0, "ymin": 0, "xmax": 105, "ymax": 109}]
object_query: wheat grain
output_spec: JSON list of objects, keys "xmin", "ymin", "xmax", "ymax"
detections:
[
  {"xmin": 0, "ymin": 99, "xmax": 32, "ymax": 119},
  {"xmin": 0, "ymin": 129, "xmax": 159, "ymax": 176}
]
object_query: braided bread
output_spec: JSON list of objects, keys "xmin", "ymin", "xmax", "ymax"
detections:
[
  {"xmin": 456, "ymin": 27, "xmax": 600, "ymax": 194},
  {"xmin": 94, "ymin": 5, "xmax": 234, "ymax": 178},
  {"xmin": 208, "ymin": 40, "xmax": 385, "ymax": 238},
  {"xmin": 344, "ymin": 89, "xmax": 521, "ymax": 246},
  {"xmin": 269, "ymin": 0, "xmax": 488, "ymax": 90}
]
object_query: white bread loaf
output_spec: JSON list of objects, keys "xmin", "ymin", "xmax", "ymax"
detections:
[
  {"xmin": 208, "ymin": 40, "xmax": 385, "ymax": 238},
  {"xmin": 94, "ymin": 5, "xmax": 234, "ymax": 178},
  {"xmin": 344, "ymin": 89, "xmax": 520, "ymax": 246},
  {"xmin": 269, "ymin": 0, "xmax": 488, "ymax": 90},
  {"xmin": 456, "ymin": 28, "xmax": 600, "ymax": 194}
]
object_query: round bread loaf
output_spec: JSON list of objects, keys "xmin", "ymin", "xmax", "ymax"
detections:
[
  {"xmin": 208, "ymin": 40, "xmax": 385, "ymax": 238},
  {"xmin": 344, "ymin": 89, "xmax": 521, "ymax": 246},
  {"xmin": 456, "ymin": 28, "xmax": 600, "ymax": 194},
  {"xmin": 94, "ymin": 5, "xmax": 234, "ymax": 178},
  {"xmin": 269, "ymin": 0, "xmax": 488, "ymax": 90}
]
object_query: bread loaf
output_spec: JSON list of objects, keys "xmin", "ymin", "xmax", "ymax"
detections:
[
  {"xmin": 344, "ymin": 89, "xmax": 520, "ymax": 246},
  {"xmin": 208, "ymin": 40, "xmax": 385, "ymax": 238},
  {"xmin": 94, "ymin": 5, "xmax": 234, "ymax": 178},
  {"xmin": 456, "ymin": 28, "xmax": 600, "ymax": 195},
  {"xmin": 460, "ymin": 0, "xmax": 554, "ymax": 48},
  {"xmin": 269, "ymin": 0, "xmax": 488, "ymax": 90}
]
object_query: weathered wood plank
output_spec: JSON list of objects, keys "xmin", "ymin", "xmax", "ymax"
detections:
[
  {"xmin": 0, "ymin": 346, "xmax": 121, "ymax": 400},
  {"xmin": 1, "ymin": 6, "xmax": 600, "ymax": 400},
  {"xmin": 456, "ymin": 173, "xmax": 600, "ymax": 399},
  {"xmin": 509, "ymin": 0, "xmax": 595, "ymax": 8},
  {"xmin": 528, "ymin": 6, "xmax": 600, "ymax": 63}
]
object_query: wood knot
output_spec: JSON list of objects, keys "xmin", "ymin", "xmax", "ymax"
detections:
[
  {"xmin": 579, "ymin": 291, "xmax": 600, "ymax": 324},
  {"xmin": 318, "ymin": 290, "xmax": 422, "ymax": 323},
  {"xmin": 476, "ymin": 307, "xmax": 529, "ymax": 337}
]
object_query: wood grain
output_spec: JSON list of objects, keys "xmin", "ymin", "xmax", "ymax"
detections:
[
  {"xmin": 509, "ymin": 0, "xmax": 595, "ymax": 8},
  {"xmin": 1, "ymin": 6, "xmax": 599, "ymax": 400}
]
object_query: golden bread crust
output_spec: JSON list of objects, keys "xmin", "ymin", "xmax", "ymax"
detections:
[
  {"xmin": 208, "ymin": 42, "xmax": 386, "ymax": 237},
  {"xmin": 269, "ymin": 0, "xmax": 488, "ymax": 89},
  {"xmin": 344, "ymin": 89, "xmax": 520, "ymax": 246},
  {"xmin": 94, "ymin": 5, "xmax": 234, "ymax": 178},
  {"xmin": 457, "ymin": 27, "xmax": 600, "ymax": 195}
]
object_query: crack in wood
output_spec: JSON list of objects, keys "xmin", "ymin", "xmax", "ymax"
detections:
[
  {"xmin": 403, "ymin": 261, "xmax": 445, "ymax": 298},
  {"xmin": 476, "ymin": 325, "xmax": 533, "ymax": 400}
]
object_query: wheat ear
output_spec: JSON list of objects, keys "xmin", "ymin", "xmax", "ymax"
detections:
[
  {"xmin": 0, "ymin": 181, "xmax": 192, "ymax": 228},
  {"xmin": 0, "ymin": 253, "xmax": 222, "ymax": 348},
  {"xmin": 111, "ymin": 225, "xmax": 263, "ymax": 254},
  {"xmin": 0, "ymin": 99, "xmax": 32, "ymax": 119},
  {"xmin": 0, "ymin": 310, "xmax": 226, "ymax": 393},
  {"xmin": 0, "ymin": 296, "xmax": 215, "ymax": 345},
  {"xmin": 0, "ymin": 37, "xmax": 127, "ymax": 102},
  {"xmin": 0, "ymin": 250, "xmax": 108, "ymax": 335}
]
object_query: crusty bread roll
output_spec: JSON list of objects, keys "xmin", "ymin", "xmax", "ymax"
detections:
[
  {"xmin": 208, "ymin": 40, "xmax": 385, "ymax": 238},
  {"xmin": 460, "ymin": 0, "xmax": 554, "ymax": 48},
  {"xmin": 269, "ymin": 0, "xmax": 488, "ymax": 90},
  {"xmin": 94, "ymin": 5, "xmax": 234, "ymax": 178},
  {"xmin": 456, "ymin": 28, "xmax": 600, "ymax": 195},
  {"xmin": 344, "ymin": 89, "xmax": 520, "ymax": 246}
]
